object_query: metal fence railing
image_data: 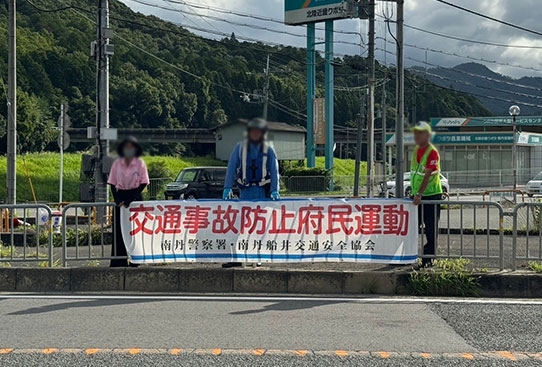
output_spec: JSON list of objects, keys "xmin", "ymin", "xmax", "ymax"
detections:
[
  {"xmin": 0, "ymin": 204, "xmax": 54, "ymax": 267},
  {"xmin": 61, "ymin": 202, "xmax": 120, "ymax": 267},
  {"xmin": 420, "ymin": 201, "xmax": 505, "ymax": 270},
  {"xmin": 512, "ymin": 203, "xmax": 542, "ymax": 270},
  {"xmin": 0, "ymin": 199, "xmax": 539, "ymax": 270},
  {"xmin": 147, "ymin": 178, "xmax": 170, "ymax": 201}
]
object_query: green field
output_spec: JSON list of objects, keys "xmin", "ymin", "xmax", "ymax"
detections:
[{"xmin": 0, "ymin": 153, "xmax": 358, "ymax": 203}]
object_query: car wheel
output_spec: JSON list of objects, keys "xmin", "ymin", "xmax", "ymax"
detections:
[
  {"xmin": 405, "ymin": 187, "xmax": 412, "ymax": 197},
  {"xmin": 185, "ymin": 192, "xmax": 198, "ymax": 200}
]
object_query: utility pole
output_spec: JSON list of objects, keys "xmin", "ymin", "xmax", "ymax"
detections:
[
  {"xmin": 263, "ymin": 54, "xmax": 270, "ymax": 120},
  {"xmin": 395, "ymin": 0, "xmax": 405, "ymax": 198},
  {"xmin": 381, "ymin": 71, "xmax": 387, "ymax": 183},
  {"xmin": 7, "ymin": 0, "xmax": 17, "ymax": 204},
  {"xmin": 324, "ymin": 20, "xmax": 335, "ymax": 191},
  {"xmin": 306, "ymin": 24, "xmax": 316, "ymax": 168},
  {"xmin": 366, "ymin": 0, "xmax": 376, "ymax": 197},
  {"xmin": 353, "ymin": 90, "xmax": 366, "ymax": 197},
  {"xmin": 95, "ymin": 0, "xmax": 112, "ymax": 207}
]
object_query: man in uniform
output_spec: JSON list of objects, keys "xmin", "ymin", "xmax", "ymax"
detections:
[
  {"xmin": 223, "ymin": 118, "xmax": 280, "ymax": 201},
  {"xmin": 222, "ymin": 118, "xmax": 280, "ymax": 268},
  {"xmin": 410, "ymin": 121, "xmax": 443, "ymax": 267}
]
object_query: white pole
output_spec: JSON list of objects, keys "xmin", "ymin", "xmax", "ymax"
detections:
[{"xmin": 59, "ymin": 103, "xmax": 64, "ymax": 204}]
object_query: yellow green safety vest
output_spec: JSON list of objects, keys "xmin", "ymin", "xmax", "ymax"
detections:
[{"xmin": 410, "ymin": 144, "xmax": 442, "ymax": 196}]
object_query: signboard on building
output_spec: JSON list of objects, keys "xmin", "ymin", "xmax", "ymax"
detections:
[
  {"xmin": 314, "ymin": 98, "xmax": 326, "ymax": 144},
  {"xmin": 121, "ymin": 199, "xmax": 419, "ymax": 264},
  {"xmin": 387, "ymin": 132, "xmax": 524, "ymax": 146},
  {"xmin": 431, "ymin": 116, "xmax": 542, "ymax": 128},
  {"xmin": 285, "ymin": 0, "xmax": 353, "ymax": 25}
]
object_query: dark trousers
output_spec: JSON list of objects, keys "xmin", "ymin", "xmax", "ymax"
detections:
[
  {"xmin": 110, "ymin": 192, "xmax": 142, "ymax": 267},
  {"xmin": 418, "ymin": 194, "xmax": 442, "ymax": 263}
]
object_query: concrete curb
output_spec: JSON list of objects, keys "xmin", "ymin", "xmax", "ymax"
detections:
[{"xmin": 0, "ymin": 268, "xmax": 541, "ymax": 297}]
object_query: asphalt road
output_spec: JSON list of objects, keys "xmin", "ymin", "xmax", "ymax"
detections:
[{"xmin": 1, "ymin": 295, "xmax": 542, "ymax": 366}]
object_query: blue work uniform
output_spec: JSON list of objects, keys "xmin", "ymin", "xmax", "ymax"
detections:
[{"xmin": 224, "ymin": 141, "xmax": 279, "ymax": 200}]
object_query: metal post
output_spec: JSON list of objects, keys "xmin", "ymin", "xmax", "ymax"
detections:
[
  {"xmin": 263, "ymin": 54, "xmax": 270, "ymax": 120},
  {"xmin": 306, "ymin": 23, "xmax": 316, "ymax": 168},
  {"xmin": 381, "ymin": 72, "xmax": 388, "ymax": 181},
  {"xmin": 353, "ymin": 92, "xmax": 365, "ymax": 197},
  {"xmin": 395, "ymin": 0, "xmax": 405, "ymax": 198},
  {"xmin": 59, "ymin": 103, "xmax": 64, "ymax": 204},
  {"xmin": 7, "ymin": 0, "xmax": 17, "ymax": 204},
  {"xmin": 95, "ymin": 0, "xmax": 110, "ymax": 210},
  {"xmin": 513, "ymin": 115, "xmax": 517, "ymax": 197},
  {"xmin": 325, "ymin": 20, "xmax": 335, "ymax": 190},
  {"xmin": 366, "ymin": 0, "xmax": 376, "ymax": 197}
]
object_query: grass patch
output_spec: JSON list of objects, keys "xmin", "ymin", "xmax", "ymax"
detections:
[
  {"xmin": 410, "ymin": 258, "xmax": 480, "ymax": 297},
  {"xmin": 528, "ymin": 261, "xmax": 542, "ymax": 273},
  {"xmin": 0, "ymin": 153, "xmax": 360, "ymax": 203},
  {"xmin": 0, "ymin": 153, "xmax": 223, "ymax": 203}
]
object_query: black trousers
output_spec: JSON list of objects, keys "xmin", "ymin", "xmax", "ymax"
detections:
[
  {"xmin": 110, "ymin": 191, "xmax": 143, "ymax": 268},
  {"xmin": 418, "ymin": 194, "xmax": 442, "ymax": 263}
]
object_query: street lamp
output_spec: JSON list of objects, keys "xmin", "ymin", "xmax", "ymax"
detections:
[{"xmin": 509, "ymin": 105, "xmax": 521, "ymax": 199}]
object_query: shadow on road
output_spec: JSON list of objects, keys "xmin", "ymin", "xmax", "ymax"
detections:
[
  {"xmin": 229, "ymin": 300, "xmax": 339, "ymax": 315},
  {"xmin": 5, "ymin": 299, "xmax": 162, "ymax": 316}
]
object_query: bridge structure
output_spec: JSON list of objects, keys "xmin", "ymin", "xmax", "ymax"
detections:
[{"xmin": 68, "ymin": 128, "xmax": 361, "ymax": 145}]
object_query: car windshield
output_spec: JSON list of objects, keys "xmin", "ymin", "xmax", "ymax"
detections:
[
  {"xmin": 534, "ymin": 172, "xmax": 542, "ymax": 180},
  {"xmin": 175, "ymin": 170, "xmax": 198, "ymax": 183}
]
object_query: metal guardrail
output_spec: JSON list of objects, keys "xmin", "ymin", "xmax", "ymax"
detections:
[
  {"xmin": 512, "ymin": 203, "xmax": 542, "ymax": 270},
  {"xmin": 0, "ymin": 200, "xmax": 536, "ymax": 271},
  {"xmin": 61, "ymin": 202, "xmax": 119, "ymax": 267},
  {"xmin": 0, "ymin": 204, "xmax": 54, "ymax": 267},
  {"xmin": 483, "ymin": 189, "xmax": 525, "ymax": 204},
  {"xmin": 420, "ymin": 200, "xmax": 505, "ymax": 270}
]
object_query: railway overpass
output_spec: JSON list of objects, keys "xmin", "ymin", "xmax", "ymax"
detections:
[{"xmin": 68, "ymin": 128, "xmax": 361, "ymax": 145}]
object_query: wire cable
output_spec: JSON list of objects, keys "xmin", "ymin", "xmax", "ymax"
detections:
[{"xmin": 433, "ymin": 0, "xmax": 542, "ymax": 37}]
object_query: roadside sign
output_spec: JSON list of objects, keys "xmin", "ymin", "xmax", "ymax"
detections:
[
  {"xmin": 431, "ymin": 116, "xmax": 542, "ymax": 128},
  {"xmin": 58, "ymin": 132, "xmax": 70, "ymax": 150},
  {"xmin": 285, "ymin": 0, "xmax": 352, "ymax": 25},
  {"xmin": 314, "ymin": 98, "xmax": 326, "ymax": 145}
]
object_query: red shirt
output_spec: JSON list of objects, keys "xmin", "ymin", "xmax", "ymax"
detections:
[{"xmin": 416, "ymin": 145, "xmax": 440, "ymax": 172}]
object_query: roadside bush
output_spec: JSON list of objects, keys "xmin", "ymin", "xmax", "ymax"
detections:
[
  {"xmin": 282, "ymin": 167, "xmax": 328, "ymax": 177},
  {"xmin": 39, "ymin": 227, "xmax": 107, "ymax": 247},
  {"xmin": 410, "ymin": 258, "xmax": 480, "ymax": 297},
  {"xmin": 147, "ymin": 161, "xmax": 173, "ymax": 179}
]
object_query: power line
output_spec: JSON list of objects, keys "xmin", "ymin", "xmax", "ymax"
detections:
[
  {"xmin": 380, "ymin": 48, "xmax": 542, "ymax": 108},
  {"xmin": 433, "ymin": 0, "xmax": 542, "ymax": 37},
  {"xmin": 160, "ymin": 0, "xmax": 364, "ymax": 39},
  {"xmin": 126, "ymin": 0, "xmax": 362, "ymax": 48},
  {"xmin": 378, "ymin": 37, "xmax": 542, "ymax": 73},
  {"xmin": 23, "ymin": 0, "xmax": 94, "ymax": 14},
  {"xmin": 376, "ymin": 14, "xmax": 542, "ymax": 50}
]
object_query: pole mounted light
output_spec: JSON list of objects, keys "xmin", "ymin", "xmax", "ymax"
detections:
[{"xmin": 509, "ymin": 105, "xmax": 520, "ymax": 200}]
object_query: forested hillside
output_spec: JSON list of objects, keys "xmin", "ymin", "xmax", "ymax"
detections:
[{"xmin": 0, "ymin": 0, "xmax": 491, "ymax": 154}]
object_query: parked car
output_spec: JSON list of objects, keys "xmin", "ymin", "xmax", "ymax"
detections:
[
  {"xmin": 164, "ymin": 167, "xmax": 237, "ymax": 200},
  {"xmin": 386, "ymin": 172, "xmax": 450, "ymax": 197},
  {"xmin": 526, "ymin": 171, "xmax": 542, "ymax": 197}
]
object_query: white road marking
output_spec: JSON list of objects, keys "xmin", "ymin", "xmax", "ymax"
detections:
[{"xmin": 1, "ymin": 294, "xmax": 542, "ymax": 305}]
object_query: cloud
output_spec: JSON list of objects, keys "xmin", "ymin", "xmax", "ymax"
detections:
[{"xmin": 119, "ymin": 0, "xmax": 542, "ymax": 78}]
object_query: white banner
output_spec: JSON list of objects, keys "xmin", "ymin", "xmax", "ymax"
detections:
[{"xmin": 121, "ymin": 199, "xmax": 419, "ymax": 264}]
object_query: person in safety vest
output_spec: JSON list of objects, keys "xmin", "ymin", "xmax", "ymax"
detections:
[
  {"xmin": 410, "ymin": 121, "xmax": 443, "ymax": 268},
  {"xmin": 223, "ymin": 118, "xmax": 280, "ymax": 201}
]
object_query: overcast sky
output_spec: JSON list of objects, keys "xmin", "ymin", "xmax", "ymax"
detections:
[{"xmin": 119, "ymin": 0, "xmax": 542, "ymax": 79}]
